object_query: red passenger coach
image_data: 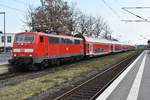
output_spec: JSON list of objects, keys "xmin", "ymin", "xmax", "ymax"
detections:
[
  {"xmin": 11, "ymin": 32, "xmax": 84, "ymax": 70},
  {"xmin": 112, "ymin": 41, "xmax": 123, "ymax": 53},
  {"xmin": 84, "ymin": 37, "xmax": 112, "ymax": 56},
  {"xmin": 74, "ymin": 34, "xmax": 112, "ymax": 57}
]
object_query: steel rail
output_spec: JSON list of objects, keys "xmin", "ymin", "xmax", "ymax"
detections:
[{"xmin": 54, "ymin": 52, "xmax": 140, "ymax": 100}]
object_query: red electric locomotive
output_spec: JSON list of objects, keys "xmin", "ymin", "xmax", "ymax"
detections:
[{"xmin": 10, "ymin": 32, "xmax": 84, "ymax": 70}]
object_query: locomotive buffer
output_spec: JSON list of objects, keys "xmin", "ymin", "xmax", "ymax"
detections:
[{"xmin": 97, "ymin": 50, "xmax": 150, "ymax": 100}]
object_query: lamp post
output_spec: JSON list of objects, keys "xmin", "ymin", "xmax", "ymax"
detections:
[{"xmin": 0, "ymin": 12, "xmax": 6, "ymax": 52}]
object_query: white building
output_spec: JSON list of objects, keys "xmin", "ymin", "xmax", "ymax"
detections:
[{"xmin": 0, "ymin": 33, "xmax": 15, "ymax": 52}]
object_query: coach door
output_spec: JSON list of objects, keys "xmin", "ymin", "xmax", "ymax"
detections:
[{"xmin": 89, "ymin": 43, "xmax": 93, "ymax": 55}]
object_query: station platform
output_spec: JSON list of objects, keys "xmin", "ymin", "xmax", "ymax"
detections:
[
  {"xmin": 0, "ymin": 62, "xmax": 8, "ymax": 66},
  {"xmin": 96, "ymin": 50, "xmax": 150, "ymax": 100},
  {"xmin": 0, "ymin": 53, "xmax": 11, "ymax": 66}
]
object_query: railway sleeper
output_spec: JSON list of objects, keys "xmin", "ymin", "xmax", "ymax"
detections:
[
  {"xmin": 69, "ymin": 94, "xmax": 92, "ymax": 100},
  {"xmin": 78, "ymin": 89, "xmax": 99, "ymax": 93}
]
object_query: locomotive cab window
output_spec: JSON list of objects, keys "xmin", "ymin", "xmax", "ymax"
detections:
[
  {"xmin": 24, "ymin": 35, "xmax": 34, "ymax": 42},
  {"xmin": 15, "ymin": 34, "xmax": 34, "ymax": 43}
]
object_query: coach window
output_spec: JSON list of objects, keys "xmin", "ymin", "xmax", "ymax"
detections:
[
  {"xmin": 40, "ymin": 36, "xmax": 44, "ymax": 43},
  {"xmin": 1, "ymin": 36, "xmax": 4, "ymax": 42},
  {"xmin": 7, "ymin": 36, "xmax": 12, "ymax": 43}
]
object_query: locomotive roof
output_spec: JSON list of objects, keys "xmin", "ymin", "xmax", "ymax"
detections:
[
  {"xmin": 16, "ymin": 32, "xmax": 134, "ymax": 46},
  {"xmin": 16, "ymin": 32, "xmax": 82, "ymax": 40},
  {"xmin": 45, "ymin": 33, "xmax": 82, "ymax": 40}
]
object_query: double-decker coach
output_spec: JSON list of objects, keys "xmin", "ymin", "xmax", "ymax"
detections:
[
  {"xmin": 75, "ymin": 34, "xmax": 112, "ymax": 57},
  {"xmin": 84, "ymin": 37, "xmax": 112, "ymax": 56}
]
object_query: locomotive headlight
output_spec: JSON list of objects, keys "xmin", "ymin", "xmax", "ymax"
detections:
[{"xmin": 29, "ymin": 54, "xmax": 32, "ymax": 57}]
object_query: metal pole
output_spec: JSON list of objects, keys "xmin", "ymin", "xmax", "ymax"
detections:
[
  {"xmin": 4, "ymin": 12, "xmax": 6, "ymax": 53},
  {"xmin": 0, "ymin": 12, "xmax": 6, "ymax": 52}
]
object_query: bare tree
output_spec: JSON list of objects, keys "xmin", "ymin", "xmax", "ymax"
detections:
[
  {"xmin": 93, "ymin": 16, "xmax": 106, "ymax": 37},
  {"xmin": 74, "ymin": 13, "xmax": 95, "ymax": 36},
  {"xmin": 25, "ymin": 0, "xmax": 113, "ymax": 37},
  {"xmin": 25, "ymin": 5, "xmax": 36, "ymax": 31},
  {"xmin": 25, "ymin": 0, "xmax": 74, "ymax": 34},
  {"xmin": 86, "ymin": 15, "xmax": 95, "ymax": 36},
  {"xmin": 103, "ymin": 24, "xmax": 112, "ymax": 39},
  {"xmin": 74, "ymin": 13, "xmax": 88, "ymax": 34}
]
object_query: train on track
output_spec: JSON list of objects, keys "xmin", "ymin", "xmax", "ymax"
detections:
[
  {"xmin": 147, "ymin": 40, "xmax": 150, "ymax": 50},
  {"xmin": 9, "ymin": 32, "xmax": 135, "ymax": 70}
]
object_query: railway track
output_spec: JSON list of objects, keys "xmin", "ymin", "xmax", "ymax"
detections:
[
  {"xmin": 0, "ymin": 52, "xmax": 118, "ymax": 88},
  {"xmin": 45, "ymin": 51, "xmax": 140, "ymax": 100},
  {"xmin": 0, "ymin": 51, "xmax": 140, "ymax": 99}
]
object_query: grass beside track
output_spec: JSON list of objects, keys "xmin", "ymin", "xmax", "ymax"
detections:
[{"xmin": 0, "ymin": 51, "xmax": 135, "ymax": 100}]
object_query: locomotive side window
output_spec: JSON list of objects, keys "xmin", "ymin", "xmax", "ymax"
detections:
[
  {"xmin": 49, "ymin": 37, "xmax": 60, "ymax": 43},
  {"xmin": 74, "ymin": 39, "xmax": 80, "ymax": 44},
  {"xmin": 40, "ymin": 36, "xmax": 44, "ymax": 43},
  {"xmin": 66, "ymin": 39, "xmax": 73, "ymax": 44},
  {"xmin": 60, "ymin": 38, "xmax": 65, "ymax": 44},
  {"xmin": 59, "ymin": 38, "xmax": 74, "ymax": 44}
]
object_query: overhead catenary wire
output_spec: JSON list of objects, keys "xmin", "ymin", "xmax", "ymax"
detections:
[
  {"xmin": 0, "ymin": 3, "xmax": 26, "ymax": 13},
  {"xmin": 122, "ymin": 8, "xmax": 150, "ymax": 23},
  {"xmin": 101, "ymin": 0, "xmax": 124, "ymax": 40},
  {"xmin": 114, "ymin": 0, "xmax": 150, "ymax": 23},
  {"xmin": 122, "ymin": 7, "xmax": 150, "ymax": 9},
  {"xmin": 121, "ymin": 20, "xmax": 147, "ymax": 22},
  {"xmin": 101, "ymin": 0, "xmax": 122, "ymax": 19}
]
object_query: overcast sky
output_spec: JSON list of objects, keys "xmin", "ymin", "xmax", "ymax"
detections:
[{"xmin": 0, "ymin": 0, "xmax": 150, "ymax": 45}]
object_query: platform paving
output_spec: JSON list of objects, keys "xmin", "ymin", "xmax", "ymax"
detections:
[
  {"xmin": 97, "ymin": 50, "xmax": 150, "ymax": 100},
  {"xmin": 0, "ymin": 53, "xmax": 11, "ymax": 65}
]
